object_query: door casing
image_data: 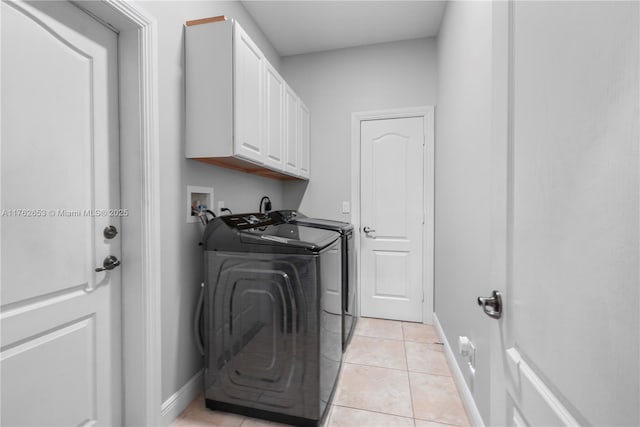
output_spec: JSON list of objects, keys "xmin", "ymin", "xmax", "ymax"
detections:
[
  {"xmin": 0, "ymin": 1, "xmax": 162, "ymax": 425},
  {"xmin": 83, "ymin": 2, "xmax": 162, "ymax": 425},
  {"xmin": 351, "ymin": 106, "xmax": 435, "ymax": 324}
]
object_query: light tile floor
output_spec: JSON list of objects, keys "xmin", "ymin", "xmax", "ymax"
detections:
[{"xmin": 171, "ymin": 318, "xmax": 470, "ymax": 427}]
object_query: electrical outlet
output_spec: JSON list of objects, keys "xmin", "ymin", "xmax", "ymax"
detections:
[
  {"xmin": 217, "ymin": 201, "xmax": 225, "ymax": 216},
  {"xmin": 458, "ymin": 336, "xmax": 476, "ymax": 370},
  {"xmin": 468, "ymin": 361, "xmax": 476, "ymax": 378},
  {"xmin": 342, "ymin": 201, "xmax": 350, "ymax": 214}
]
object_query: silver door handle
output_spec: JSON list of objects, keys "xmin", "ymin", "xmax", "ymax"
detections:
[
  {"xmin": 363, "ymin": 226, "xmax": 376, "ymax": 234},
  {"xmin": 477, "ymin": 290, "xmax": 502, "ymax": 319},
  {"xmin": 95, "ymin": 255, "xmax": 121, "ymax": 272}
]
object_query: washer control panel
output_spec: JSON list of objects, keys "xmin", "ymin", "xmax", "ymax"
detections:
[{"xmin": 221, "ymin": 213, "xmax": 275, "ymax": 230}]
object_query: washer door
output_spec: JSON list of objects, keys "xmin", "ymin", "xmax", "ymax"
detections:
[{"xmin": 206, "ymin": 253, "xmax": 314, "ymax": 416}]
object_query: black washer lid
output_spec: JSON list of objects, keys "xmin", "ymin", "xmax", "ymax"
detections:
[
  {"xmin": 293, "ymin": 217, "xmax": 354, "ymax": 233},
  {"xmin": 240, "ymin": 223, "xmax": 340, "ymax": 253},
  {"xmin": 269, "ymin": 209, "xmax": 306, "ymax": 223},
  {"xmin": 203, "ymin": 213, "xmax": 343, "ymax": 254}
]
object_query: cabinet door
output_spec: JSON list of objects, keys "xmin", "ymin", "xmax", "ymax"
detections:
[
  {"xmin": 233, "ymin": 22, "xmax": 263, "ymax": 164},
  {"xmin": 298, "ymin": 102, "xmax": 310, "ymax": 178},
  {"xmin": 264, "ymin": 62, "xmax": 284, "ymax": 170},
  {"xmin": 284, "ymin": 85, "xmax": 299, "ymax": 175}
]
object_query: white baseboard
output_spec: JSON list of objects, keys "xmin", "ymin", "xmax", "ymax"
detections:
[
  {"xmin": 433, "ymin": 313, "xmax": 485, "ymax": 427},
  {"xmin": 160, "ymin": 369, "xmax": 204, "ymax": 426}
]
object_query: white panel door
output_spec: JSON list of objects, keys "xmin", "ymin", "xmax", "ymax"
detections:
[
  {"xmin": 489, "ymin": 2, "xmax": 639, "ymax": 426},
  {"xmin": 233, "ymin": 22, "xmax": 263, "ymax": 164},
  {"xmin": 264, "ymin": 61, "xmax": 284, "ymax": 170},
  {"xmin": 360, "ymin": 117, "xmax": 424, "ymax": 322},
  {"xmin": 284, "ymin": 85, "xmax": 299, "ymax": 175},
  {"xmin": 298, "ymin": 102, "xmax": 310, "ymax": 179},
  {"xmin": 1, "ymin": 1, "xmax": 122, "ymax": 425}
]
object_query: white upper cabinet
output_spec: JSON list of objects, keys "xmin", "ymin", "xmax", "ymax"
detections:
[
  {"xmin": 185, "ymin": 17, "xmax": 309, "ymax": 180},
  {"xmin": 233, "ymin": 22, "xmax": 263, "ymax": 164},
  {"xmin": 263, "ymin": 61, "xmax": 284, "ymax": 170},
  {"xmin": 298, "ymin": 102, "xmax": 310, "ymax": 179},
  {"xmin": 284, "ymin": 87, "xmax": 310, "ymax": 179},
  {"xmin": 284, "ymin": 84, "xmax": 299, "ymax": 175}
]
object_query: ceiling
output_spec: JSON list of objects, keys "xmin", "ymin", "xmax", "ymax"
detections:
[{"xmin": 240, "ymin": 1, "xmax": 447, "ymax": 57}]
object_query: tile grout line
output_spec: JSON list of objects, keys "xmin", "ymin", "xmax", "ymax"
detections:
[
  {"xmin": 354, "ymin": 334, "xmax": 404, "ymax": 341},
  {"xmin": 331, "ymin": 403, "xmax": 415, "ymax": 422},
  {"xmin": 406, "ymin": 353, "xmax": 454, "ymax": 378},
  {"xmin": 351, "ymin": 335, "xmax": 414, "ymax": 344},
  {"xmin": 414, "ymin": 415, "xmax": 467, "ymax": 427},
  {"xmin": 400, "ymin": 322, "xmax": 416, "ymax": 427},
  {"xmin": 345, "ymin": 335, "xmax": 408, "ymax": 372},
  {"xmin": 338, "ymin": 322, "xmax": 414, "ymax": 421},
  {"xmin": 354, "ymin": 317, "xmax": 405, "ymax": 341},
  {"xmin": 408, "ymin": 370, "xmax": 454, "ymax": 378},
  {"xmin": 404, "ymin": 335, "xmax": 454, "ymax": 378},
  {"xmin": 401, "ymin": 323, "xmax": 416, "ymax": 425},
  {"xmin": 402, "ymin": 322, "xmax": 467, "ymax": 427},
  {"xmin": 402, "ymin": 324, "xmax": 416, "ymax": 421},
  {"xmin": 342, "ymin": 360, "xmax": 415, "ymax": 374}
]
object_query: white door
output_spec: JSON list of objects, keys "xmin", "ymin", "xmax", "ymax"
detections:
[
  {"xmin": 264, "ymin": 61, "xmax": 284, "ymax": 170},
  {"xmin": 284, "ymin": 85, "xmax": 299, "ymax": 175},
  {"xmin": 233, "ymin": 22, "xmax": 263, "ymax": 164},
  {"xmin": 488, "ymin": 2, "xmax": 639, "ymax": 426},
  {"xmin": 1, "ymin": 1, "xmax": 122, "ymax": 425},
  {"xmin": 360, "ymin": 117, "xmax": 424, "ymax": 322}
]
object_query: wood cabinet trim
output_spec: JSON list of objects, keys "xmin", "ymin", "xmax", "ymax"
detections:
[
  {"xmin": 185, "ymin": 15, "xmax": 227, "ymax": 27},
  {"xmin": 193, "ymin": 157, "xmax": 301, "ymax": 181}
]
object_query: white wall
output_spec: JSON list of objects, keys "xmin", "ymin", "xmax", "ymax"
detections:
[
  {"xmin": 139, "ymin": 1, "xmax": 285, "ymax": 402},
  {"xmin": 434, "ymin": 1, "xmax": 493, "ymax": 422},
  {"xmin": 280, "ymin": 38, "xmax": 438, "ymax": 220}
]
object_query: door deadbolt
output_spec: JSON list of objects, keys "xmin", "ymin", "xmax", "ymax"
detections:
[
  {"xmin": 95, "ymin": 255, "xmax": 121, "ymax": 272},
  {"xmin": 477, "ymin": 290, "xmax": 502, "ymax": 319},
  {"xmin": 103, "ymin": 225, "xmax": 118, "ymax": 239}
]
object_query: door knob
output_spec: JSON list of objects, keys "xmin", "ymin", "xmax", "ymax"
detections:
[
  {"xmin": 95, "ymin": 255, "xmax": 121, "ymax": 272},
  {"xmin": 363, "ymin": 226, "xmax": 376, "ymax": 234},
  {"xmin": 477, "ymin": 290, "xmax": 502, "ymax": 319}
]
